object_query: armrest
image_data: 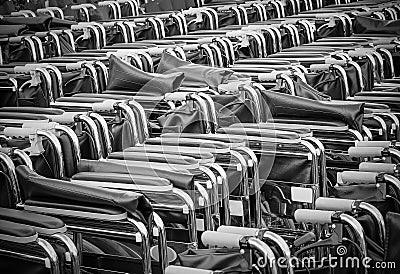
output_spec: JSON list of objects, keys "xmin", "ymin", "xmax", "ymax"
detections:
[
  {"xmin": 270, "ymin": 118, "xmax": 348, "ymax": 129},
  {"xmin": 107, "ymin": 151, "xmax": 199, "ymax": 166},
  {"xmin": 0, "ymin": 208, "xmax": 66, "ymax": 235},
  {"xmin": 0, "ymin": 112, "xmax": 49, "ymax": 121},
  {"xmin": 0, "ymin": 107, "xmax": 64, "ymax": 115},
  {"xmin": 159, "ymin": 133, "xmax": 246, "ymax": 148},
  {"xmin": 16, "ymin": 165, "xmax": 152, "ymax": 223},
  {"xmin": 0, "ymin": 220, "xmax": 37, "ymax": 244},
  {"xmin": 77, "ymin": 159, "xmax": 195, "ymax": 190},
  {"xmin": 71, "ymin": 172, "xmax": 173, "ymax": 192},
  {"xmin": 229, "ymin": 123, "xmax": 312, "ymax": 137},
  {"xmin": 218, "ymin": 127, "xmax": 300, "ymax": 140},
  {"xmin": 144, "ymin": 138, "xmax": 230, "ymax": 154},
  {"xmin": 124, "ymin": 145, "xmax": 215, "ymax": 164}
]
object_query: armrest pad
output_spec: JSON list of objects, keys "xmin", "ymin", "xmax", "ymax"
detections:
[
  {"xmin": 160, "ymin": 133, "xmax": 246, "ymax": 148},
  {"xmin": 77, "ymin": 159, "xmax": 195, "ymax": 190},
  {"xmin": 72, "ymin": 172, "xmax": 172, "ymax": 191},
  {"xmin": 107, "ymin": 151, "xmax": 199, "ymax": 165},
  {"xmin": 229, "ymin": 123, "xmax": 312, "ymax": 137},
  {"xmin": 0, "ymin": 107, "xmax": 64, "ymax": 115},
  {"xmin": 0, "ymin": 208, "xmax": 66, "ymax": 235},
  {"xmin": 16, "ymin": 166, "xmax": 153, "ymax": 223},
  {"xmin": 0, "ymin": 220, "xmax": 37, "ymax": 244},
  {"xmin": 146, "ymin": 137, "xmax": 230, "ymax": 151},
  {"xmin": 124, "ymin": 145, "xmax": 215, "ymax": 164},
  {"xmin": 218, "ymin": 127, "xmax": 300, "ymax": 140}
]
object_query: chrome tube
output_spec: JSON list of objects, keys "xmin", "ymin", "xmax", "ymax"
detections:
[
  {"xmin": 78, "ymin": 114, "xmax": 104, "ymax": 159},
  {"xmin": 37, "ymin": 238, "xmax": 61, "ymax": 274},
  {"xmin": 38, "ymin": 130, "xmax": 64, "ymax": 179},
  {"xmin": 0, "ymin": 152, "xmax": 20, "ymax": 203},
  {"xmin": 358, "ymin": 202, "xmax": 385, "ymax": 247},
  {"xmin": 172, "ymin": 188, "xmax": 197, "ymax": 247},
  {"xmin": 55, "ymin": 124, "xmax": 81, "ymax": 165},
  {"xmin": 247, "ymin": 237, "xmax": 278, "ymax": 274},
  {"xmin": 339, "ymin": 214, "xmax": 367, "ymax": 259},
  {"xmin": 127, "ymin": 218, "xmax": 152, "ymax": 274},
  {"xmin": 153, "ymin": 212, "xmax": 168, "ymax": 272},
  {"xmin": 52, "ymin": 233, "xmax": 80, "ymax": 274},
  {"xmin": 116, "ymin": 103, "xmax": 140, "ymax": 146},
  {"xmin": 195, "ymin": 182, "xmax": 213, "ymax": 231},
  {"xmin": 88, "ymin": 113, "xmax": 112, "ymax": 157},
  {"xmin": 206, "ymin": 163, "xmax": 231, "ymax": 226},
  {"xmin": 262, "ymin": 231, "xmax": 293, "ymax": 274}
]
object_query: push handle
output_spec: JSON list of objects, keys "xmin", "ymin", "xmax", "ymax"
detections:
[
  {"xmin": 348, "ymin": 147, "xmax": 384, "ymax": 158},
  {"xmin": 355, "ymin": 141, "xmax": 391, "ymax": 148},
  {"xmin": 14, "ymin": 66, "xmax": 35, "ymax": 74},
  {"xmin": 258, "ymin": 70, "xmax": 287, "ymax": 82},
  {"xmin": 22, "ymin": 122, "xmax": 58, "ymax": 130},
  {"xmin": 225, "ymin": 30, "xmax": 246, "ymax": 37},
  {"xmin": 316, "ymin": 197, "xmax": 355, "ymax": 212},
  {"xmin": 197, "ymin": 37, "xmax": 213, "ymax": 44},
  {"xmin": 92, "ymin": 100, "xmax": 118, "ymax": 112},
  {"xmin": 147, "ymin": 47, "xmax": 166, "ymax": 55},
  {"xmin": 164, "ymin": 92, "xmax": 191, "ymax": 102},
  {"xmin": 65, "ymin": 62, "xmax": 84, "ymax": 71},
  {"xmin": 218, "ymin": 81, "xmax": 243, "ymax": 92},
  {"xmin": 340, "ymin": 171, "xmax": 378, "ymax": 185},
  {"xmin": 3, "ymin": 127, "xmax": 37, "ymax": 138},
  {"xmin": 309, "ymin": 64, "xmax": 331, "ymax": 71},
  {"xmin": 47, "ymin": 112, "xmax": 81, "ymax": 124},
  {"xmin": 181, "ymin": 44, "xmax": 200, "ymax": 51},
  {"xmin": 201, "ymin": 231, "xmax": 242, "ymax": 248},
  {"xmin": 294, "ymin": 209, "xmax": 334, "ymax": 224},
  {"xmin": 359, "ymin": 162, "xmax": 396, "ymax": 174},
  {"xmin": 325, "ymin": 58, "xmax": 347, "ymax": 66},
  {"xmin": 217, "ymin": 226, "xmax": 259, "ymax": 237}
]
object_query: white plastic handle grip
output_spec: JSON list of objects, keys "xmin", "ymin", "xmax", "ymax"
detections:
[
  {"xmin": 226, "ymin": 30, "xmax": 246, "ymax": 37},
  {"xmin": 92, "ymin": 100, "xmax": 117, "ymax": 112},
  {"xmin": 359, "ymin": 162, "xmax": 396, "ymax": 174},
  {"xmin": 348, "ymin": 50, "xmax": 368, "ymax": 58},
  {"xmin": 218, "ymin": 81, "xmax": 243, "ymax": 92},
  {"xmin": 65, "ymin": 62, "xmax": 84, "ymax": 71},
  {"xmin": 147, "ymin": 47, "xmax": 166, "ymax": 55},
  {"xmin": 22, "ymin": 122, "xmax": 57, "ymax": 130},
  {"xmin": 258, "ymin": 71, "xmax": 280, "ymax": 82},
  {"xmin": 197, "ymin": 37, "xmax": 213, "ymax": 44},
  {"xmin": 164, "ymin": 92, "xmax": 191, "ymax": 102},
  {"xmin": 181, "ymin": 44, "xmax": 199, "ymax": 51},
  {"xmin": 24, "ymin": 63, "xmax": 51, "ymax": 70},
  {"xmin": 165, "ymin": 266, "xmax": 213, "ymax": 274},
  {"xmin": 294, "ymin": 209, "xmax": 334, "ymax": 224},
  {"xmin": 355, "ymin": 141, "xmax": 391, "ymax": 148},
  {"xmin": 315, "ymin": 197, "xmax": 355, "ymax": 212},
  {"xmin": 47, "ymin": 112, "xmax": 81, "ymax": 123},
  {"xmin": 340, "ymin": 171, "xmax": 378, "ymax": 185},
  {"xmin": 348, "ymin": 147, "xmax": 384, "ymax": 158},
  {"xmin": 102, "ymin": 22, "xmax": 116, "ymax": 27},
  {"xmin": 8, "ymin": 37, "xmax": 23, "ymax": 43},
  {"xmin": 325, "ymin": 58, "xmax": 347, "ymax": 66},
  {"xmin": 217, "ymin": 226, "xmax": 259, "ymax": 237},
  {"xmin": 182, "ymin": 8, "xmax": 202, "ymax": 15},
  {"xmin": 13, "ymin": 66, "xmax": 33, "ymax": 73},
  {"xmin": 309, "ymin": 64, "xmax": 331, "ymax": 71},
  {"xmin": 201, "ymin": 231, "xmax": 242, "ymax": 248},
  {"xmin": 3, "ymin": 127, "xmax": 37, "ymax": 138}
]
